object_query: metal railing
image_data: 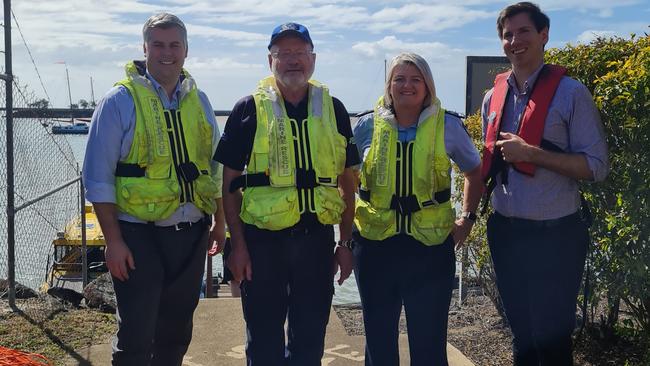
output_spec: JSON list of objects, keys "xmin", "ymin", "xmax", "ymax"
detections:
[
  {"xmin": 5, "ymin": 176, "xmax": 87, "ymax": 309},
  {"xmin": 3, "ymin": 0, "xmax": 85, "ymax": 310}
]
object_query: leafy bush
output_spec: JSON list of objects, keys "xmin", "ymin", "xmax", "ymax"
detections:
[{"xmin": 547, "ymin": 34, "xmax": 650, "ymax": 342}]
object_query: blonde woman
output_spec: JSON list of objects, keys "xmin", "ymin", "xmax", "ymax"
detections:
[{"xmin": 352, "ymin": 52, "xmax": 482, "ymax": 365}]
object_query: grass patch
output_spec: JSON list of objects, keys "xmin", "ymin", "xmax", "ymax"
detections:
[{"xmin": 0, "ymin": 297, "xmax": 116, "ymax": 364}]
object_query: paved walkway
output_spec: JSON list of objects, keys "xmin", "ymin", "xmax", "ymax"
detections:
[{"xmin": 67, "ymin": 298, "xmax": 474, "ymax": 365}]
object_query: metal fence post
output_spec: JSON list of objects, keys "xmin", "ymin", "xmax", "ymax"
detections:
[
  {"xmin": 80, "ymin": 172, "xmax": 87, "ymax": 288},
  {"xmin": 3, "ymin": 0, "xmax": 16, "ymax": 309}
]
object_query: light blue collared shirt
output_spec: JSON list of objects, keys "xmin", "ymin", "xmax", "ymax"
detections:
[
  {"xmin": 82, "ymin": 70, "xmax": 221, "ymax": 226},
  {"xmin": 481, "ymin": 63, "xmax": 609, "ymax": 220},
  {"xmin": 353, "ymin": 111, "xmax": 481, "ymax": 174}
]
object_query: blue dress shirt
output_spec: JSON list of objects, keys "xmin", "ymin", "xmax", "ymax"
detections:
[{"xmin": 481, "ymin": 63, "xmax": 609, "ymax": 220}]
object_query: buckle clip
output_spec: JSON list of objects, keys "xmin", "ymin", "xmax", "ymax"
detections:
[{"xmin": 174, "ymin": 221, "xmax": 192, "ymax": 231}]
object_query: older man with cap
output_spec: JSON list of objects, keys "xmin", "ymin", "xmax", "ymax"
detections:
[{"xmin": 215, "ymin": 22, "xmax": 360, "ymax": 365}]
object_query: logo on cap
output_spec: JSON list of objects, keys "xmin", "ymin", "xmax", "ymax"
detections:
[
  {"xmin": 281, "ymin": 23, "xmax": 298, "ymax": 32},
  {"xmin": 268, "ymin": 22, "xmax": 313, "ymax": 49}
]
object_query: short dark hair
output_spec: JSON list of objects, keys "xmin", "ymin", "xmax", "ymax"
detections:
[
  {"xmin": 497, "ymin": 2, "xmax": 550, "ymax": 39},
  {"xmin": 143, "ymin": 13, "xmax": 188, "ymax": 47}
]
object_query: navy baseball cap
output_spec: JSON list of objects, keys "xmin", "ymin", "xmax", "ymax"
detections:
[{"xmin": 268, "ymin": 22, "xmax": 313, "ymax": 49}]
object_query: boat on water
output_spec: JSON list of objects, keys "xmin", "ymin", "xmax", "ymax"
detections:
[
  {"xmin": 50, "ymin": 61, "xmax": 94, "ymax": 135},
  {"xmin": 51, "ymin": 119, "xmax": 90, "ymax": 135},
  {"xmin": 41, "ymin": 204, "xmax": 106, "ymax": 293}
]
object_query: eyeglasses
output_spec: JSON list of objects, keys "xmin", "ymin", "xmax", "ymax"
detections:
[{"xmin": 270, "ymin": 50, "xmax": 314, "ymax": 61}]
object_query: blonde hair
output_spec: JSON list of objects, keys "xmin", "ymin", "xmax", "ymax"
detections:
[{"xmin": 383, "ymin": 52, "xmax": 436, "ymax": 109}]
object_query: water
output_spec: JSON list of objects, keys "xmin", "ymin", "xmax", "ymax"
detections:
[{"xmin": 65, "ymin": 118, "xmax": 361, "ymax": 305}]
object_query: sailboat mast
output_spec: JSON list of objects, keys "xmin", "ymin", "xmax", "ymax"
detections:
[
  {"xmin": 65, "ymin": 63, "xmax": 72, "ymax": 108},
  {"xmin": 90, "ymin": 76, "xmax": 95, "ymax": 106}
]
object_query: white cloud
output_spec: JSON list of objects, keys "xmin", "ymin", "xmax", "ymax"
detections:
[
  {"xmin": 12, "ymin": 2, "xmax": 145, "ymax": 51},
  {"xmin": 15, "ymin": 0, "xmax": 160, "ymax": 14},
  {"xmin": 184, "ymin": 57, "xmax": 264, "ymax": 71},
  {"xmin": 523, "ymin": 0, "xmax": 638, "ymax": 22},
  {"xmin": 540, "ymin": 0, "xmax": 641, "ymax": 12},
  {"xmin": 367, "ymin": 4, "xmax": 492, "ymax": 33},
  {"xmin": 576, "ymin": 30, "xmax": 618, "ymax": 43},
  {"xmin": 187, "ymin": 25, "xmax": 267, "ymax": 44},
  {"xmin": 288, "ymin": 4, "xmax": 370, "ymax": 28},
  {"xmin": 352, "ymin": 36, "xmax": 464, "ymax": 61},
  {"xmin": 160, "ymin": 0, "xmax": 370, "ymax": 28},
  {"xmin": 570, "ymin": 20, "xmax": 648, "ymax": 45},
  {"xmin": 598, "ymin": 8, "xmax": 614, "ymax": 18}
]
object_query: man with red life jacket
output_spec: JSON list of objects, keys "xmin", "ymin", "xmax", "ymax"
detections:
[{"xmin": 481, "ymin": 3, "xmax": 609, "ymax": 365}]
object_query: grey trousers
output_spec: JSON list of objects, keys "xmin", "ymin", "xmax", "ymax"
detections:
[{"xmin": 111, "ymin": 219, "xmax": 209, "ymax": 366}]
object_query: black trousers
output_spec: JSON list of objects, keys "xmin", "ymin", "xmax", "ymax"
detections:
[
  {"xmin": 241, "ymin": 223, "xmax": 335, "ymax": 366},
  {"xmin": 353, "ymin": 233, "xmax": 455, "ymax": 366},
  {"xmin": 488, "ymin": 212, "xmax": 588, "ymax": 366},
  {"xmin": 112, "ymin": 220, "xmax": 209, "ymax": 366}
]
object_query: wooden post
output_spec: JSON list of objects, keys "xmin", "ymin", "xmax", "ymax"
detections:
[
  {"xmin": 205, "ymin": 255, "xmax": 214, "ymax": 298},
  {"xmin": 458, "ymin": 246, "xmax": 469, "ymax": 306}
]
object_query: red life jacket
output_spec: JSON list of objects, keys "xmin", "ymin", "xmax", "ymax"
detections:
[{"xmin": 481, "ymin": 64, "xmax": 566, "ymax": 180}]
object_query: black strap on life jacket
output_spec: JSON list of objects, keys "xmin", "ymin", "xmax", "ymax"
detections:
[
  {"xmin": 228, "ymin": 169, "xmax": 336, "ymax": 193},
  {"xmin": 164, "ymin": 109, "xmax": 193, "ymax": 203},
  {"xmin": 115, "ymin": 163, "xmax": 145, "ymax": 177},
  {"xmin": 229, "ymin": 173, "xmax": 270, "ymax": 193},
  {"xmin": 359, "ymin": 188, "xmax": 451, "ymax": 215},
  {"xmin": 115, "ymin": 162, "xmax": 206, "ymax": 179}
]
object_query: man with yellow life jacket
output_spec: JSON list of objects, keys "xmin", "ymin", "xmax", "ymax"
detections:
[
  {"xmin": 82, "ymin": 13, "xmax": 225, "ymax": 365},
  {"xmin": 352, "ymin": 53, "xmax": 483, "ymax": 365},
  {"xmin": 216, "ymin": 23, "xmax": 359, "ymax": 365},
  {"xmin": 481, "ymin": 3, "xmax": 609, "ymax": 365}
]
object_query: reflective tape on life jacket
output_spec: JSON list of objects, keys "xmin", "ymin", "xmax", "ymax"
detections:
[
  {"xmin": 238, "ymin": 77, "xmax": 347, "ymax": 230},
  {"xmin": 354, "ymin": 97, "xmax": 454, "ymax": 246},
  {"xmin": 114, "ymin": 61, "xmax": 218, "ymax": 221}
]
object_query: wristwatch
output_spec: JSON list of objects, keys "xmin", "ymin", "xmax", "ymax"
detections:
[
  {"xmin": 337, "ymin": 239, "xmax": 354, "ymax": 250},
  {"xmin": 461, "ymin": 211, "xmax": 477, "ymax": 222}
]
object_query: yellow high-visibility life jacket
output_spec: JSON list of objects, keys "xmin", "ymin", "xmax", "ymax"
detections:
[
  {"xmin": 239, "ymin": 76, "xmax": 347, "ymax": 230},
  {"xmin": 114, "ymin": 61, "xmax": 219, "ymax": 221},
  {"xmin": 355, "ymin": 97, "xmax": 454, "ymax": 245}
]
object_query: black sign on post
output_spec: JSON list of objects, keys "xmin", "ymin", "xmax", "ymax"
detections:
[{"xmin": 465, "ymin": 56, "xmax": 510, "ymax": 117}]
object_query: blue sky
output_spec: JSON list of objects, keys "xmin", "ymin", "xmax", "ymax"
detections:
[{"xmin": 10, "ymin": 0, "xmax": 650, "ymax": 113}]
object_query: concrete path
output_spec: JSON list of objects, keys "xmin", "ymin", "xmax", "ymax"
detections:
[{"xmin": 67, "ymin": 298, "xmax": 474, "ymax": 366}]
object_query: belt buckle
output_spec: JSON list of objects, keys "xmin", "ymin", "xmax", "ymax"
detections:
[{"xmin": 174, "ymin": 221, "xmax": 191, "ymax": 231}]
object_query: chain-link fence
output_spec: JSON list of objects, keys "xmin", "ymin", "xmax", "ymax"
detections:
[{"xmin": 1, "ymin": 77, "xmax": 81, "ymax": 310}]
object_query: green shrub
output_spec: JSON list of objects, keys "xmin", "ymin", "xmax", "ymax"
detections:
[{"xmin": 547, "ymin": 34, "xmax": 650, "ymax": 341}]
